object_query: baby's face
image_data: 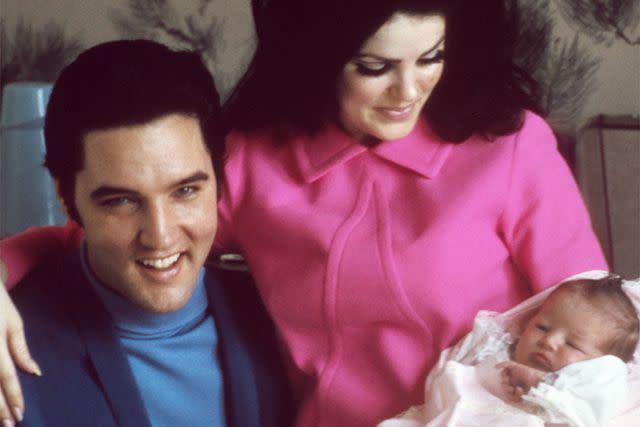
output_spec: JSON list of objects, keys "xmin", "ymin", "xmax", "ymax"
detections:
[{"xmin": 513, "ymin": 291, "xmax": 609, "ymax": 371}]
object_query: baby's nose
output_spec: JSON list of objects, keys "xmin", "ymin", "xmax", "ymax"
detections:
[{"xmin": 539, "ymin": 330, "xmax": 562, "ymax": 350}]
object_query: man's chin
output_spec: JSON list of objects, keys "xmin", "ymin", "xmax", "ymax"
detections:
[
  {"xmin": 131, "ymin": 287, "xmax": 196, "ymax": 314},
  {"xmin": 139, "ymin": 299, "xmax": 190, "ymax": 314}
]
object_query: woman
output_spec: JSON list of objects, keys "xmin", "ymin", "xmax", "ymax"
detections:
[{"xmin": 0, "ymin": 1, "xmax": 606, "ymax": 425}]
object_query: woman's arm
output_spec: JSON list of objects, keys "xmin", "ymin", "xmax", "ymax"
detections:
[
  {"xmin": 1, "ymin": 220, "xmax": 83, "ymax": 288},
  {"xmin": 0, "ymin": 271, "xmax": 40, "ymax": 425},
  {"xmin": 500, "ymin": 112, "xmax": 608, "ymax": 291},
  {"xmin": 0, "ymin": 220, "xmax": 82, "ymax": 425}
]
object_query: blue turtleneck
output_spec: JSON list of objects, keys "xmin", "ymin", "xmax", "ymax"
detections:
[{"xmin": 80, "ymin": 246, "xmax": 226, "ymax": 427}]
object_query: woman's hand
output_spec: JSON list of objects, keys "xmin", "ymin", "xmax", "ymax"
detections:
[{"xmin": 0, "ymin": 265, "xmax": 40, "ymax": 426}]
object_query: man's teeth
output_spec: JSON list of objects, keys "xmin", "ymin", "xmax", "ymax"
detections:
[{"xmin": 140, "ymin": 253, "xmax": 180, "ymax": 269}]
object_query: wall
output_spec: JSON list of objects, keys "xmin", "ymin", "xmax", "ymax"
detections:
[
  {"xmin": 1, "ymin": 0, "xmax": 638, "ymax": 266},
  {"xmin": 2, "ymin": 0, "xmax": 638, "ymax": 122},
  {"xmin": 551, "ymin": 12, "xmax": 640, "ymax": 124},
  {"xmin": 1, "ymin": 0, "xmax": 257, "ymax": 98},
  {"xmin": 583, "ymin": 41, "xmax": 640, "ymax": 120}
]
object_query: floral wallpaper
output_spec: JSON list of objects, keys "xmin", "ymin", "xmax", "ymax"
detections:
[{"xmin": 1, "ymin": 0, "xmax": 639, "ymax": 134}]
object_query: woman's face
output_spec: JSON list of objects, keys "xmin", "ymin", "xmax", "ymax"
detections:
[{"xmin": 337, "ymin": 13, "xmax": 445, "ymax": 142}]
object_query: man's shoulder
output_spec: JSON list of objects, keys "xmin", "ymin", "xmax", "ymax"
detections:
[
  {"xmin": 203, "ymin": 263, "xmax": 295, "ymax": 426},
  {"xmin": 10, "ymin": 253, "xmax": 84, "ymax": 338},
  {"xmin": 203, "ymin": 264, "xmax": 273, "ymax": 332},
  {"xmin": 14, "ymin": 255, "xmax": 140, "ymax": 427},
  {"xmin": 11, "ymin": 253, "xmax": 79, "ymax": 302}
]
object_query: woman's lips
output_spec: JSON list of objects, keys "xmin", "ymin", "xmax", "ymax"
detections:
[{"xmin": 375, "ymin": 104, "xmax": 415, "ymax": 121}]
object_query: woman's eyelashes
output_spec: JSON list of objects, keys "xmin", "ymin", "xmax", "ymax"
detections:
[
  {"xmin": 354, "ymin": 50, "xmax": 445, "ymax": 77},
  {"xmin": 355, "ymin": 62, "xmax": 391, "ymax": 76},
  {"xmin": 418, "ymin": 49, "xmax": 445, "ymax": 65}
]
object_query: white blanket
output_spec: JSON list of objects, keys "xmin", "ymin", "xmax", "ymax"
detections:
[{"xmin": 379, "ymin": 271, "xmax": 640, "ymax": 427}]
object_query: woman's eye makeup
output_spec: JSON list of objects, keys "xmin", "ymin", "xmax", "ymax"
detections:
[
  {"xmin": 418, "ymin": 49, "xmax": 445, "ymax": 65},
  {"xmin": 353, "ymin": 49, "xmax": 445, "ymax": 77},
  {"xmin": 355, "ymin": 62, "xmax": 390, "ymax": 76}
]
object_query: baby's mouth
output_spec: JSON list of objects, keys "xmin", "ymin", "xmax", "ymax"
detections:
[{"xmin": 530, "ymin": 352, "xmax": 552, "ymax": 371}]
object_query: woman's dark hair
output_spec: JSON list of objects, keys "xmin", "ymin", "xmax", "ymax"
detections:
[
  {"xmin": 225, "ymin": 0, "xmax": 541, "ymax": 142},
  {"xmin": 551, "ymin": 275, "xmax": 639, "ymax": 362},
  {"xmin": 44, "ymin": 39, "xmax": 223, "ymax": 222}
]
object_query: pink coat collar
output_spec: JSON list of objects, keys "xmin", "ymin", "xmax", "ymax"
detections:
[{"xmin": 293, "ymin": 118, "xmax": 453, "ymax": 182}]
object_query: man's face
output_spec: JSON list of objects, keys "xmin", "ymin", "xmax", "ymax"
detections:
[{"xmin": 74, "ymin": 113, "xmax": 217, "ymax": 313}]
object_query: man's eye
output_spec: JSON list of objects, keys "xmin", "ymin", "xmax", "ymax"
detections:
[
  {"xmin": 101, "ymin": 197, "xmax": 133, "ymax": 207},
  {"xmin": 175, "ymin": 185, "xmax": 199, "ymax": 197},
  {"xmin": 535, "ymin": 324, "xmax": 549, "ymax": 332},
  {"xmin": 355, "ymin": 62, "xmax": 390, "ymax": 77}
]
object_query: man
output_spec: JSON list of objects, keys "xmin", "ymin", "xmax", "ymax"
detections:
[{"xmin": 10, "ymin": 40, "xmax": 291, "ymax": 427}]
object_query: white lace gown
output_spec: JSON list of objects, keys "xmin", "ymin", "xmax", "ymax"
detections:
[{"xmin": 378, "ymin": 271, "xmax": 640, "ymax": 427}]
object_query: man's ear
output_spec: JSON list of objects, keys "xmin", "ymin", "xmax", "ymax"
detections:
[{"xmin": 53, "ymin": 179, "xmax": 71, "ymax": 218}]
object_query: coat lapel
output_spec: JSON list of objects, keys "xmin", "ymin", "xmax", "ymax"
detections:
[
  {"xmin": 204, "ymin": 269, "xmax": 261, "ymax": 427},
  {"xmin": 64, "ymin": 259, "xmax": 152, "ymax": 427}
]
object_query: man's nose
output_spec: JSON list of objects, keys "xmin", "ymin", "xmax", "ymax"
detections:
[{"xmin": 138, "ymin": 202, "xmax": 177, "ymax": 249}]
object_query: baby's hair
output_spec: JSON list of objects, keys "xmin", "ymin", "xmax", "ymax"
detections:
[{"xmin": 549, "ymin": 275, "xmax": 639, "ymax": 362}]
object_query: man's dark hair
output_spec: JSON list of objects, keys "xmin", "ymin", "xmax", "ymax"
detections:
[
  {"xmin": 552, "ymin": 275, "xmax": 639, "ymax": 362},
  {"xmin": 225, "ymin": 0, "xmax": 540, "ymax": 142},
  {"xmin": 44, "ymin": 39, "xmax": 223, "ymax": 222}
]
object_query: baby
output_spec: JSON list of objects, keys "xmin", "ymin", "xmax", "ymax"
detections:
[
  {"xmin": 500, "ymin": 275, "xmax": 639, "ymax": 405},
  {"xmin": 379, "ymin": 274, "xmax": 640, "ymax": 427}
]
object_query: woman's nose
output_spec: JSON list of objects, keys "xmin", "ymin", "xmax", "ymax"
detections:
[{"xmin": 391, "ymin": 71, "xmax": 421, "ymax": 102}]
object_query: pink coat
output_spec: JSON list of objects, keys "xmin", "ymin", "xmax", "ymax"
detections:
[
  {"xmin": 215, "ymin": 112, "xmax": 607, "ymax": 426},
  {"xmin": 1, "ymin": 112, "xmax": 607, "ymax": 427}
]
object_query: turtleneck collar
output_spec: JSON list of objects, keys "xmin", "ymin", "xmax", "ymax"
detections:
[{"xmin": 79, "ymin": 243, "xmax": 208, "ymax": 339}]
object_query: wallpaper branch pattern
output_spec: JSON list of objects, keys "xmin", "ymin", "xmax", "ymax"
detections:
[
  {"xmin": 0, "ymin": 18, "xmax": 84, "ymax": 112},
  {"xmin": 109, "ymin": 0, "xmax": 219, "ymax": 56},
  {"xmin": 108, "ymin": 0, "xmax": 239, "ymax": 94},
  {"xmin": 1, "ymin": 0, "xmax": 638, "ymax": 133},
  {"xmin": 516, "ymin": 0, "xmax": 602, "ymax": 133},
  {"xmin": 555, "ymin": 0, "xmax": 640, "ymax": 45}
]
